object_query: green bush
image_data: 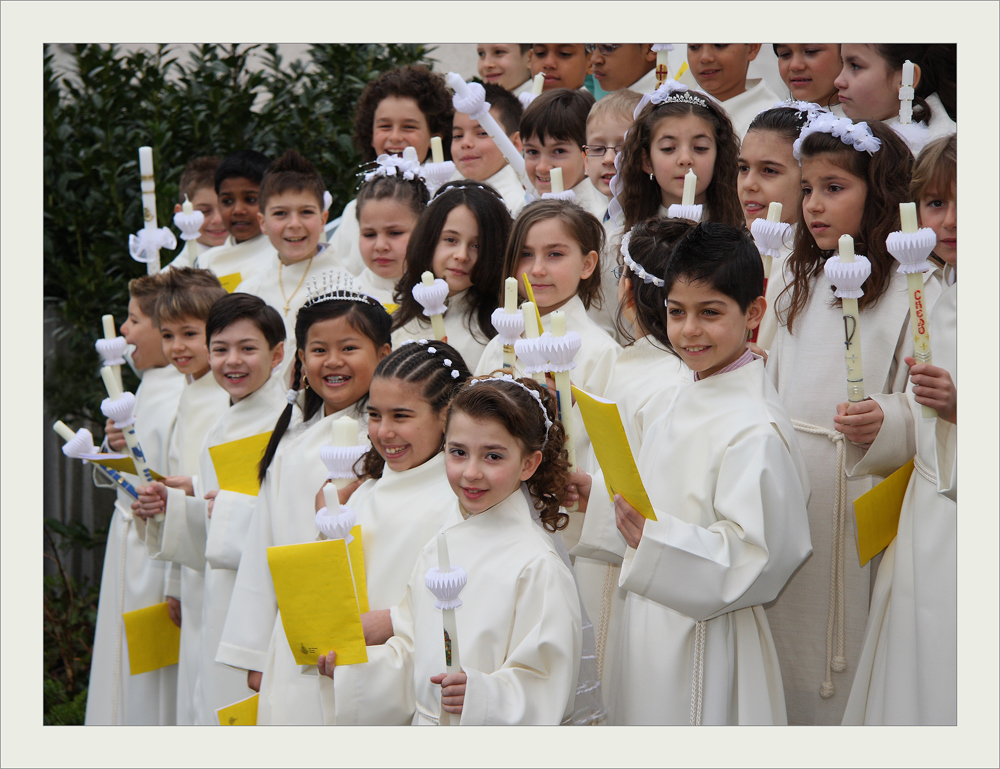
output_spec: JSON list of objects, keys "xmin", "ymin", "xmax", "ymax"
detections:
[{"xmin": 44, "ymin": 43, "xmax": 435, "ymax": 424}]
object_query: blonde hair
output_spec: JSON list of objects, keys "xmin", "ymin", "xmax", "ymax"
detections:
[{"xmin": 587, "ymin": 89, "xmax": 641, "ymax": 130}]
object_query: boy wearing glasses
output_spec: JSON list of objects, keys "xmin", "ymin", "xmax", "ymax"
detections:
[{"xmin": 588, "ymin": 44, "xmax": 659, "ymax": 94}]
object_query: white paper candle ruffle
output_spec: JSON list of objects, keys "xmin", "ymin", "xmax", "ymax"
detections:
[
  {"xmin": 320, "ymin": 444, "xmax": 367, "ymax": 481},
  {"xmin": 129, "ymin": 227, "xmax": 177, "ymax": 264},
  {"xmin": 541, "ymin": 189, "xmax": 578, "ymax": 203},
  {"xmin": 412, "ymin": 277, "xmax": 449, "ymax": 317},
  {"xmin": 750, "ymin": 217, "xmax": 791, "ymax": 260},
  {"xmin": 514, "ymin": 336, "xmax": 551, "ymax": 376},
  {"xmin": 62, "ymin": 427, "xmax": 97, "ymax": 458},
  {"xmin": 491, "ymin": 307, "xmax": 525, "ymax": 345},
  {"xmin": 666, "ymin": 203, "xmax": 702, "ymax": 222},
  {"xmin": 887, "ymin": 228, "xmax": 936, "ymax": 274},
  {"xmin": 314, "ymin": 504, "xmax": 357, "ymax": 544},
  {"xmin": 101, "ymin": 392, "xmax": 139, "ymax": 428},
  {"xmin": 537, "ymin": 330, "xmax": 581, "ymax": 373},
  {"xmin": 173, "ymin": 207, "xmax": 205, "ymax": 241},
  {"xmin": 824, "ymin": 254, "xmax": 872, "ymax": 299},
  {"xmin": 425, "ymin": 565, "xmax": 468, "ymax": 610},
  {"xmin": 95, "ymin": 336, "xmax": 128, "ymax": 367}
]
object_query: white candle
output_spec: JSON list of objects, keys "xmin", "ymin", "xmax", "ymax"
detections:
[
  {"xmin": 421, "ymin": 271, "xmax": 447, "ymax": 341},
  {"xmin": 138, "ymin": 146, "xmax": 160, "ymax": 274},
  {"xmin": 182, "ymin": 194, "xmax": 193, "ymax": 215},
  {"xmin": 138, "ymin": 146, "xmax": 154, "ymax": 177},
  {"xmin": 102, "ymin": 314, "xmax": 117, "ymax": 339},
  {"xmin": 839, "ymin": 234, "xmax": 854, "ymax": 264},
  {"xmin": 682, "ymin": 169, "xmax": 697, "ymax": 206},
  {"xmin": 101, "ymin": 366, "xmax": 123, "ymax": 399},
  {"xmin": 430, "ymin": 136, "xmax": 444, "ymax": 164},
  {"xmin": 437, "ymin": 532, "xmax": 450, "ymax": 572},
  {"xmin": 656, "ymin": 49, "xmax": 670, "ymax": 84},
  {"xmin": 422, "ymin": 271, "xmax": 435, "ymax": 287},
  {"xmin": 53, "ymin": 420, "xmax": 77, "ymax": 442},
  {"xmin": 900, "ymin": 202, "xmax": 918, "ymax": 234},
  {"xmin": 323, "ymin": 482, "xmax": 340, "ymax": 512},
  {"xmin": 551, "ymin": 310, "xmax": 566, "ymax": 337},
  {"xmin": 837, "ymin": 235, "xmax": 866, "ymax": 402},
  {"xmin": 550, "ymin": 167, "xmax": 563, "ymax": 194},
  {"xmin": 332, "ymin": 416, "xmax": 357, "ymax": 447},
  {"xmin": 902, "ymin": 61, "xmax": 914, "ymax": 87},
  {"xmin": 504, "ymin": 277, "xmax": 518, "ymax": 313},
  {"xmin": 766, "ymin": 202, "xmax": 783, "ymax": 224},
  {"xmin": 531, "ymin": 72, "xmax": 544, "ymax": 95}
]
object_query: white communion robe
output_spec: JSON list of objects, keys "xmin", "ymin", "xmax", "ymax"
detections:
[
  {"xmin": 84, "ymin": 364, "xmax": 185, "ymax": 725},
  {"xmin": 327, "ymin": 198, "xmax": 365, "ymax": 278},
  {"xmin": 216, "ymin": 406, "xmax": 368, "ymax": 724},
  {"xmin": 163, "ymin": 239, "xmax": 213, "ymax": 272},
  {"xmin": 199, "ymin": 234, "xmax": 277, "ymax": 291},
  {"xmin": 476, "ymin": 294, "xmax": 622, "ymax": 551},
  {"xmin": 610, "ymin": 357, "xmax": 812, "ymax": 725},
  {"xmin": 392, "ymin": 289, "xmax": 492, "ymax": 373},
  {"xmin": 842, "ymin": 268, "xmax": 956, "ymax": 725},
  {"xmin": 570, "ymin": 176, "xmax": 609, "ymax": 222},
  {"xmin": 483, "ymin": 163, "xmax": 527, "ymax": 217},
  {"xmin": 354, "ymin": 267, "xmax": 399, "ymax": 307},
  {"xmin": 885, "ymin": 93, "xmax": 957, "ymax": 157},
  {"xmin": 326, "ymin": 489, "xmax": 583, "ymax": 725},
  {"xmin": 570, "ymin": 335, "xmax": 691, "ymax": 698},
  {"xmin": 764, "ymin": 266, "xmax": 941, "ymax": 725},
  {"xmin": 719, "ymin": 78, "xmax": 782, "ymax": 140},
  {"xmin": 626, "ymin": 67, "xmax": 660, "ymax": 96}
]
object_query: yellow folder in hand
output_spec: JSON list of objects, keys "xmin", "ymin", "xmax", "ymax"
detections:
[
  {"xmin": 209, "ymin": 431, "xmax": 273, "ymax": 496},
  {"xmin": 267, "ymin": 537, "xmax": 368, "ymax": 666},
  {"xmin": 571, "ymin": 386, "xmax": 656, "ymax": 521},
  {"xmin": 853, "ymin": 459, "xmax": 914, "ymax": 566},
  {"xmin": 218, "ymin": 272, "xmax": 242, "ymax": 293},
  {"xmin": 82, "ymin": 453, "xmax": 165, "ymax": 480},
  {"xmin": 122, "ymin": 602, "xmax": 181, "ymax": 675},
  {"xmin": 217, "ymin": 693, "xmax": 259, "ymax": 725}
]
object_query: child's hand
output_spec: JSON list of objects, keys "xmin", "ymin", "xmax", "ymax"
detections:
[
  {"xmin": 430, "ymin": 672, "xmax": 467, "ymax": 715},
  {"xmin": 833, "ymin": 399, "xmax": 884, "ymax": 448},
  {"xmin": 167, "ymin": 596, "xmax": 182, "ymax": 628},
  {"xmin": 105, "ymin": 418, "xmax": 126, "ymax": 452},
  {"xmin": 338, "ymin": 478, "xmax": 362, "ymax": 505},
  {"xmin": 614, "ymin": 494, "xmax": 646, "ymax": 549},
  {"xmin": 134, "ymin": 482, "xmax": 168, "ymax": 520},
  {"xmin": 361, "ymin": 609, "xmax": 393, "ymax": 646},
  {"xmin": 247, "ymin": 670, "xmax": 262, "ymax": 691},
  {"xmin": 565, "ymin": 470, "xmax": 593, "ymax": 513},
  {"xmin": 905, "ymin": 356, "xmax": 956, "ymax": 424},
  {"xmin": 204, "ymin": 489, "xmax": 218, "ymax": 518},
  {"xmin": 164, "ymin": 475, "xmax": 195, "ymax": 496},
  {"xmin": 317, "ymin": 651, "xmax": 336, "ymax": 679}
]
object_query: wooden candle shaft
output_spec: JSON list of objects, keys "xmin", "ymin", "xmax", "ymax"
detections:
[
  {"xmin": 841, "ymin": 298, "xmax": 866, "ymax": 402},
  {"xmin": 905, "ymin": 272, "xmax": 936, "ymax": 418}
]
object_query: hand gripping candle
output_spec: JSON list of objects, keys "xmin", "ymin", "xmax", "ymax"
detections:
[
  {"xmin": 824, "ymin": 235, "xmax": 871, "ymax": 402},
  {"xmin": 412, "ymin": 271, "xmax": 449, "ymax": 341},
  {"xmin": 666, "ymin": 169, "xmax": 702, "ymax": 222},
  {"xmin": 491, "ymin": 277, "xmax": 525, "ymax": 373},
  {"xmin": 425, "ymin": 532, "xmax": 467, "ymax": 726},
  {"xmin": 886, "ymin": 202, "xmax": 938, "ymax": 418},
  {"xmin": 53, "ymin": 420, "xmax": 139, "ymax": 500}
]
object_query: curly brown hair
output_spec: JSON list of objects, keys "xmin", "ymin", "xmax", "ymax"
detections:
[
  {"xmin": 619, "ymin": 92, "xmax": 743, "ymax": 232},
  {"xmin": 352, "ymin": 66, "xmax": 455, "ymax": 163},
  {"xmin": 447, "ymin": 374, "xmax": 571, "ymax": 532}
]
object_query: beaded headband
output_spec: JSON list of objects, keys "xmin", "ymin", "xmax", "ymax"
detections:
[
  {"xmin": 620, "ymin": 229, "xmax": 665, "ymax": 288},
  {"xmin": 792, "ymin": 112, "xmax": 881, "ymax": 163},
  {"xmin": 633, "ymin": 80, "xmax": 708, "ymax": 120},
  {"xmin": 428, "ymin": 181, "xmax": 506, "ymax": 207},
  {"xmin": 466, "ymin": 373, "xmax": 553, "ymax": 446},
  {"xmin": 303, "ymin": 269, "xmax": 381, "ymax": 308},
  {"xmin": 399, "ymin": 338, "xmax": 463, "ymax": 379}
]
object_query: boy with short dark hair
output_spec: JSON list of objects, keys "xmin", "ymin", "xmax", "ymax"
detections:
[
  {"xmin": 530, "ymin": 44, "xmax": 592, "ymax": 91},
  {"xmin": 686, "ymin": 44, "xmax": 779, "ymax": 139},
  {"xmin": 588, "ymin": 44, "xmax": 658, "ymax": 94}
]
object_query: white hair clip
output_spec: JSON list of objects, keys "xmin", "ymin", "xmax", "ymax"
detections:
[
  {"xmin": 363, "ymin": 146, "xmax": 424, "ymax": 183},
  {"xmin": 466, "ymin": 373, "xmax": 552, "ymax": 445},
  {"xmin": 633, "ymin": 79, "xmax": 708, "ymax": 120},
  {"xmin": 620, "ymin": 229, "xmax": 665, "ymax": 287},
  {"xmin": 793, "ymin": 112, "xmax": 881, "ymax": 163},
  {"xmin": 286, "ymin": 388, "xmax": 299, "ymax": 405}
]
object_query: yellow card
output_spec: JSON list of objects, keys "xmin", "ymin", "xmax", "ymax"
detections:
[
  {"xmin": 520, "ymin": 273, "xmax": 544, "ymax": 334},
  {"xmin": 381, "ymin": 302, "xmax": 399, "ymax": 315},
  {"xmin": 217, "ymin": 693, "xmax": 259, "ymax": 725},
  {"xmin": 571, "ymin": 386, "xmax": 657, "ymax": 521},
  {"xmin": 122, "ymin": 602, "xmax": 181, "ymax": 675},
  {"xmin": 853, "ymin": 459, "xmax": 914, "ymax": 566},
  {"xmin": 82, "ymin": 453, "xmax": 165, "ymax": 480},
  {"xmin": 347, "ymin": 525, "xmax": 369, "ymax": 614},
  {"xmin": 218, "ymin": 272, "xmax": 242, "ymax": 293},
  {"xmin": 267, "ymin": 539, "xmax": 368, "ymax": 666},
  {"xmin": 209, "ymin": 431, "xmax": 273, "ymax": 496}
]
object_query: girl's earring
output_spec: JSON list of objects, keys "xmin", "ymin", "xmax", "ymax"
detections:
[
  {"xmin": 649, "ymin": 171, "xmax": 655, "ymax": 180},
  {"xmin": 303, "ymin": 377, "xmax": 310, "ymax": 391}
]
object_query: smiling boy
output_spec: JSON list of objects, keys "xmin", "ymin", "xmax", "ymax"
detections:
[{"xmin": 686, "ymin": 44, "xmax": 779, "ymax": 139}]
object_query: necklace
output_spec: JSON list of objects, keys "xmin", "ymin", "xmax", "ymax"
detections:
[{"xmin": 279, "ymin": 256, "xmax": 314, "ymax": 316}]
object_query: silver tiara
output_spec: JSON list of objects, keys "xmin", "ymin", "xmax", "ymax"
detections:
[
  {"xmin": 634, "ymin": 80, "xmax": 708, "ymax": 120},
  {"xmin": 466, "ymin": 373, "xmax": 552, "ymax": 446},
  {"xmin": 303, "ymin": 269, "xmax": 380, "ymax": 308}
]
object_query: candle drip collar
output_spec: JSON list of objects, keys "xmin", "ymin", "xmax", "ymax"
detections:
[
  {"xmin": 62, "ymin": 428, "xmax": 97, "ymax": 459},
  {"xmin": 363, "ymin": 146, "xmax": 424, "ymax": 183},
  {"xmin": 620, "ymin": 230, "xmax": 665, "ymax": 287},
  {"xmin": 425, "ymin": 564, "xmax": 468, "ymax": 609},
  {"xmin": 411, "ymin": 279, "xmax": 449, "ymax": 317},
  {"xmin": 314, "ymin": 504, "xmax": 356, "ymax": 544},
  {"xmin": 467, "ymin": 373, "xmax": 553, "ymax": 445},
  {"xmin": 541, "ymin": 189, "xmax": 578, "ymax": 204},
  {"xmin": 491, "ymin": 307, "xmax": 526, "ymax": 345},
  {"xmin": 793, "ymin": 112, "xmax": 881, "ymax": 163}
]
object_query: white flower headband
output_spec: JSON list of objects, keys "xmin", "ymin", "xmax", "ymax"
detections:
[
  {"xmin": 792, "ymin": 112, "xmax": 881, "ymax": 163},
  {"xmin": 633, "ymin": 79, "xmax": 708, "ymax": 120},
  {"xmin": 363, "ymin": 146, "xmax": 424, "ymax": 183},
  {"xmin": 466, "ymin": 373, "xmax": 552, "ymax": 445},
  {"xmin": 400, "ymin": 339, "xmax": 463, "ymax": 379},
  {"xmin": 620, "ymin": 229, "xmax": 664, "ymax": 287}
]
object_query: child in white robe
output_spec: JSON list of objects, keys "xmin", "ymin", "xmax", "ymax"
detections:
[
  {"xmin": 476, "ymin": 44, "xmax": 533, "ymax": 95},
  {"xmin": 586, "ymin": 44, "xmax": 657, "ymax": 95},
  {"xmin": 319, "ymin": 374, "xmax": 583, "ymax": 726},
  {"xmin": 609, "ymin": 222, "xmax": 812, "ymax": 725},
  {"xmin": 764, "ymin": 118, "xmax": 941, "ymax": 725},
  {"xmin": 391, "ymin": 181, "xmax": 512, "ymax": 371},
  {"xmin": 686, "ymin": 44, "xmax": 780, "ymax": 139},
  {"xmin": 163, "ymin": 156, "xmax": 229, "ymax": 271},
  {"xmin": 216, "ymin": 275, "xmax": 392, "ymax": 724},
  {"xmin": 842, "ymin": 135, "xmax": 957, "ymax": 725},
  {"xmin": 85, "ymin": 273, "xmax": 184, "ymax": 725},
  {"xmin": 134, "ymin": 293, "xmax": 287, "ymax": 724},
  {"xmin": 772, "ymin": 44, "xmax": 844, "ymax": 115}
]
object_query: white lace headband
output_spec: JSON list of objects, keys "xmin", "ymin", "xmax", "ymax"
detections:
[
  {"xmin": 792, "ymin": 112, "xmax": 881, "ymax": 163},
  {"xmin": 399, "ymin": 339, "xmax": 462, "ymax": 379},
  {"xmin": 620, "ymin": 229, "xmax": 664, "ymax": 287},
  {"xmin": 633, "ymin": 79, "xmax": 709, "ymax": 121},
  {"xmin": 466, "ymin": 373, "xmax": 553, "ymax": 446},
  {"xmin": 363, "ymin": 146, "xmax": 425, "ymax": 183}
]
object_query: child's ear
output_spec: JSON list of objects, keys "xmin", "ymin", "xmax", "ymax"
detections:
[
  {"xmin": 641, "ymin": 150, "xmax": 653, "ymax": 177},
  {"xmin": 911, "ymin": 63, "xmax": 922, "ymax": 91},
  {"xmin": 174, "ymin": 203, "xmax": 183, "ymax": 214},
  {"xmin": 745, "ymin": 296, "xmax": 766, "ymax": 331},
  {"xmin": 519, "ymin": 449, "xmax": 543, "ymax": 482},
  {"xmin": 642, "ymin": 44, "xmax": 656, "ymax": 63},
  {"xmin": 746, "ymin": 44, "xmax": 762, "ymax": 62},
  {"xmin": 509, "ymin": 130, "xmax": 523, "ymax": 153},
  {"xmin": 580, "ymin": 250, "xmax": 599, "ymax": 280},
  {"xmin": 270, "ymin": 341, "xmax": 285, "ymax": 370},
  {"xmin": 257, "ymin": 211, "xmax": 266, "ymax": 229},
  {"xmin": 321, "ymin": 208, "xmax": 329, "ymax": 226},
  {"xmin": 376, "ymin": 342, "xmax": 392, "ymax": 361}
]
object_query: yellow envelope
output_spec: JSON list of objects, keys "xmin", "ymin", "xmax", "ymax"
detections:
[
  {"xmin": 84, "ymin": 453, "xmax": 165, "ymax": 480},
  {"xmin": 122, "ymin": 602, "xmax": 181, "ymax": 675},
  {"xmin": 267, "ymin": 538, "xmax": 368, "ymax": 666},
  {"xmin": 218, "ymin": 272, "xmax": 242, "ymax": 293},
  {"xmin": 209, "ymin": 431, "xmax": 273, "ymax": 496},
  {"xmin": 853, "ymin": 459, "xmax": 914, "ymax": 566},
  {"xmin": 217, "ymin": 693, "xmax": 259, "ymax": 725},
  {"xmin": 571, "ymin": 386, "xmax": 657, "ymax": 521},
  {"xmin": 381, "ymin": 302, "xmax": 399, "ymax": 315}
]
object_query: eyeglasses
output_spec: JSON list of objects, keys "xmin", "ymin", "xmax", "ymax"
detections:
[
  {"xmin": 585, "ymin": 45, "xmax": 624, "ymax": 56},
  {"xmin": 612, "ymin": 265, "xmax": 625, "ymax": 280},
  {"xmin": 583, "ymin": 144, "xmax": 624, "ymax": 158}
]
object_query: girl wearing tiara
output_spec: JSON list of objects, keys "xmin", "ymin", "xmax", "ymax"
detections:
[
  {"xmin": 764, "ymin": 117, "xmax": 941, "ymax": 725},
  {"xmin": 319, "ymin": 374, "xmax": 584, "ymax": 725},
  {"xmin": 217, "ymin": 272, "xmax": 391, "ymax": 724},
  {"xmin": 391, "ymin": 180, "xmax": 511, "ymax": 371}
]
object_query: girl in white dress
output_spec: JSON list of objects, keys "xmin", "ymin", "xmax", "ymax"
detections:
[{"xmin": 772, "ymin": 44, "xmax": 843, "ymax": 113}]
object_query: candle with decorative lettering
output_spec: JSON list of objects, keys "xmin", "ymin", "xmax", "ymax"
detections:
[
  {"xmin": 138, "ymin": 146, "xmax": 161, "ymax": 274},
  {"xmin": 655, "ymin": 49, "xmax": 670, "ymax": 84},
  {"xmin": 99, "ymin": 367, "xmax": 160, "ymax": 517},
  {"xmin": 824, "ymin": 235, "xmax": 870, "ymax": 402}
]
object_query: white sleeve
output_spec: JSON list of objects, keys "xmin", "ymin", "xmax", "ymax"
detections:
[
  {"xmin": 570, "ymin": 465, "xmax": 627, "ymax": 564},
  {"xmin": 935, "ymin": 419, "xmax": 957, "ymax": 501},
  {"xmin": 143, "ymin": 485, "xmax": 208, "ymax": 572},
  {"xmin": 204, "ymin": 490, "xmax": 258, "ymax": 571},
  {"xmin": 846, "ymin": 391, "xmax": 916, "ymax": 479}
]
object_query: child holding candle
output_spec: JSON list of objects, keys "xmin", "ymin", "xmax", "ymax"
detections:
[
  {"xmin": 530, "ymin": 44, "xmax": 592, "ymax": 92},
  {"xmin": 773, "ymin": 44, "xmax": 843, "ymax": 113},
  {"xmin": 607, "ymin": 222, "xmax": 812, "ymax": 725},
  {"xmin": 520, "ymin": 88, "xmax": 609, "ymax": 220},
  {"xmin": 842, "ymin": 135, "xmax": 957, "ymax": 725},
  {"xmin": 216, "ymin": 272, "xmax": 392, "ymax": 724},
  {"xmin": 318, "ymin": 374, "xmax": 584, "ymax": 726},
  {"xmin": 451, "ymin": 82, "xmax": 527, "ymax": 216},
  {"xmin": 764, "ymin": 116, "xmax": 941, "ymax": 725},
  {"xmin": 391, "ymin": 181, "xmax": 511, "ymax": 371},
  {"xmin": 328, "ymin": 66, "xmax": 455, "ymax": 277},
  {"xmin": 164, "ymin": 156, "xmax": 228, "ymax": 271},
  {"xmin": 686, "ymin": 44, "xmax": 780, "ymax": 139},
  {"xmin": 476, "ymin": 44, "xmax": 533, "ymax": 95},
  {"xmin": 85, "ymin": 273, "xmax": 186, "ymax": 726}
]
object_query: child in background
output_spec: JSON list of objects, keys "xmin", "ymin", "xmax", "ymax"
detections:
[
  {"xmin": 164, "ymin": 156, "xmax": 228, "ymax": 270},
  {"xmin": 587, "ymin": 44, "xmax": 657, "ymax": 95},
  {"xmin": 737, "ymin": 105, "xmax": 813, "ymax": 350},
  {"xmin": 765, "ymin": 118, "xmax": 939, "ymax": 725},
  {"xmin": 521, "ymin": 88, "xmax": 608, "ymax": 220},
  {"xmin": 135, "ymin": 293, "xmax": 287, "ymax": 724},
  {"xmin": 842, "ymin": 135, "xmax": 957, "ymax": 725},
  {"xmin": 133, "ymin": 267, "xmax": 230, "ymax": 726},
  {"xmin": 451, "ymin": 82, "xmax": 527, "ymax": 216},
  {"xmin": 835, "ymin": 44, "xmax": 956, "ymax": 155},
  {"xmin": 773, "ymin": 44, "xmax": 843, "ymax": 113},
  {"xmin": 609, "ymin": 222, "xmax": 811, "ymax": 725},
  {"xmin": 329, "ymin": 66, "xmax": 455, "ymax": 277},
  {"xmin": 199, "ymin": 150, "xmax": 276, "ymax": 290},
  {"xmin": 686, "ymin": 44, "xmax": 779, "ymax": 138},
  {"xmin": 476, "ymin": 44, "xmax": 533, "ymax": 95},
  {"xmin": 319, "ymin": 375, "xmax": 583, "ymax": 726},
  {"xmin": 217, "ymin": 273, "xmax": 392, "ymax": 724},
  {"xmin": 531, "ymin": 44, "xmax": 592, "ymax": 92},
  {"xmin": 354, "ymin": 159, "xmax": 431, "ymax": 304},
  {"xmin": 391, "ymin": 180, "xmax": 511, "ymax": 370},
  {"xmin": 85, "ymin": 273, "xmax": 185, "ymax": 726}
]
